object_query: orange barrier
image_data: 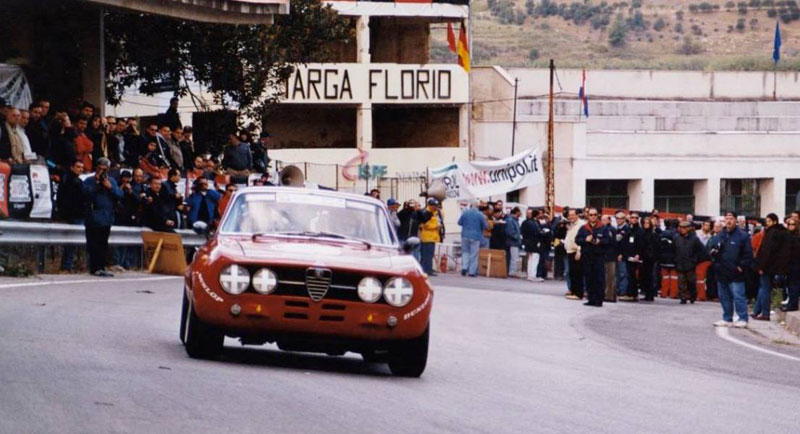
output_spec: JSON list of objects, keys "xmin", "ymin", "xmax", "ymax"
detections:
[
  {"xmin": 661, "ymin": 261, "xmax": 712, "ymax": 301},
  {"xmin": 660, "ymin": 268, "xmax": 678, "ymax": 299}
]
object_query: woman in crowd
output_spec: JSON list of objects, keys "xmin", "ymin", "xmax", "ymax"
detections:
[
  {"xmin": 785, "ymin": 218, "xmax": 800, "ymax": 312},
  {"xmin": 139, "ymin": 141, "xmax": 170, "ymax": 179},
  {"xmin": 88, "ymin": 114, "xmax": 111, "ymax": 164},
  {"xmin": 47, "ymin": 112, "xmax": 77, "ymax": 173},
  {"xmin": 639, "ymin": 216, "xmax": 658, "ymax": 301}
]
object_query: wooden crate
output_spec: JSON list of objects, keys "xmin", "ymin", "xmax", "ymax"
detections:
[{"xmin": 478, "ymin": 249, "xmax": 507, "ymax": 278}]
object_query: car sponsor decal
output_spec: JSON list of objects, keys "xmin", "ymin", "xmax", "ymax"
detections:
[
  {"xmin": 195, "ymin": 272, "xmax": 224, "ymax": 303},
  {"xmin": 403, "ymin": 292, "xmax": 431, "ymax": 321}
]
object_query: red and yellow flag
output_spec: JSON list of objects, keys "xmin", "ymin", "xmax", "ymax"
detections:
[
  {"xmin": 457, "ymin": 22, "xmax": 470, "ymax": 72},
  {"xmin": 447, "ymin": 22, "xmax": 457, "ymax": 53}
]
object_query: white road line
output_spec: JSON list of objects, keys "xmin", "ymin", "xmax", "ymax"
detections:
[
  {"xmin": 0, "ymin": 275, "xmax": 181, "ymax": 290},
  {"xmin": 716, "ymin": 327, "xmax": 800, "ymax": 363}
]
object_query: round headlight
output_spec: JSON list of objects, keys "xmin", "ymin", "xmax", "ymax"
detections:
[
  {"xmin": 383, "ymin": 277, "xmax": 414, "ymax": 307},
  {"xmin": 219, "ymin": 264, "xmax": 250, "ymax": 295},
  {"xmin": 252, "ymin": 268, "xmax": 278, "ymax": 294},
  {"xmin": 357, "ymin": 277, "xmax": 383, "ymax": 303}
]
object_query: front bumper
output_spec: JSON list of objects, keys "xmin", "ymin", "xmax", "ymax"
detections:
[{"xmin": 188, "ymin": 271, "xmax": 433, "ymax": 342}]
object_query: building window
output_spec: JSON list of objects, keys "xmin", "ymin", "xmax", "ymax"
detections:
[
  {"xmin": 721, "ymin": 179, "xmax": 760, "ymax": 217},
  {"xmin": 263, "ymin": 105, "xmax": 357, "ymax": 149},
  {"xmin": 372, "ymin": 105, "xmax": 459, "ymax": 148},
  {"xmin": 787, "ymin": 180, "xmax": 800, "ymax": 216},
  {"xmin": 586, "ymin": 180, "xmax": 629, "ymax": 211},
  {"xmin": 654, "ymin": 180, "xmax": 695, "ymax": 215}
]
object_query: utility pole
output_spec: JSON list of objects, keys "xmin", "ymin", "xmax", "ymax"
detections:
[
  {"xmin": 511, "ymin": 77, "xmax": 519, "ymax": 156},
  {"xmin": 546, "ymin": 59, "xmax": 555, "ymax": 218}
]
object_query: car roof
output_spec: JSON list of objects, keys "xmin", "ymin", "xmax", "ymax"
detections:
[{"xmin": 233, "ymin": 186, "xmax": 385, "ymax": 207}]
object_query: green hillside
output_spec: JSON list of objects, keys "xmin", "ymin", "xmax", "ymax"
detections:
[{"xmin": 432, "ymin": 0, "xmax": 800, "ymax": 70}]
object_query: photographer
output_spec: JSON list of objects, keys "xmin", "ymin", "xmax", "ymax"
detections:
[
  {"xmin": 186, "ymin": 178, "xmax": 221, "ymax": 227},
  {"xmin": 142, "ymin": 178, "xmax": 176, "ymax": 233},
  {"xmin": 82, "ymin": 158, "xmax": 123, "ymax": 277}
]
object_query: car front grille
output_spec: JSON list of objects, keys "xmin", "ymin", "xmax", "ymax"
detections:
[{"xmin": 305, "ymin": 268, "xmax": 332, "ymax": 302}]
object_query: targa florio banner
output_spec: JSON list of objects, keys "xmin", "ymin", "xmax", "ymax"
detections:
[{"xmin": 429, "ymin": 148, "xmax": 544, "ymax": 200}]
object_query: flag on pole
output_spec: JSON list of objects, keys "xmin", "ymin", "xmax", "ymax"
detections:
[
  {"xmin": 578, "ymin": 69, "xmax": 589, "ymax": 117},
  {"xmin": 447, "ymin": 22, "xmax": 457, "ymax": 54},
  {"xmin": 773, "ymin": 20, "xmax": 782, "ymax": 64},
  {"xmin": 457, "ymin": 22, "xmax": 470, "ymax": 72}
]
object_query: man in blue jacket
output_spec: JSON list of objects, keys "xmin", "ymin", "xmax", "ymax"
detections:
[
  {"xmin": 458, "ymin": 201, "xmax": 488, "ymax": 277},
  {"xmin": 504, "ymin": 207, "xmax": 523, "ymax": 277},
  {"xmin": 577, "ymin": 208, "xmax": 614, "ymax": 307},
  {"xmin": 187, "ymin": 178, "xmax": 221, "ymax": 227},
  {"xmin": 708, "ymin": 212, "xmax": 754, "ymax": 328},
  {"xmin": 82, "ymin": 158, "xmax": 123, "ymax": 277}
]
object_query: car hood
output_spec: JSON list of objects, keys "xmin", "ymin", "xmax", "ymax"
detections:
[{"xmin": 218, "ymin": 237, "xmax": 415, "ymax": 273}]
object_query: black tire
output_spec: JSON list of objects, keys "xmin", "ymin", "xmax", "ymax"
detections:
[
  {"xmin": 179, "ymin": 291, "xmax": 189, "ymax": 344},
  {"xmin": 184, "ymin": 297, "xmax": 224, "ymax": 360},
  {"xmin": 388, "ymin": 325, "xmax": 429, "ymax": 377}
]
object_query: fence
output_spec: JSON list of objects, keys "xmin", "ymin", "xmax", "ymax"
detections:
[{"xmin": 721, "ymin": 195, "xmax": 761, "ymax": 217}]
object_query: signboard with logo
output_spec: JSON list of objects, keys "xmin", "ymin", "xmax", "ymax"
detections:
[
  {"xmin": 281, "ymin": 63, "xmax": 468, "ymax": 104},
  {"xmin": 429, "ymin": 148, "xmax": 544, "ymax": 200}
]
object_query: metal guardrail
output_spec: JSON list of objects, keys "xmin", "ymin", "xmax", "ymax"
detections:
[{"xmin": 0, "ymin": 221, "xmax": 206, "ymax": 247}]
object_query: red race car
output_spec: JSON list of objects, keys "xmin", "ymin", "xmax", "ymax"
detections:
[{"xmin": 181, "ymin": 187, "xmax": 433, "ymax": 377}]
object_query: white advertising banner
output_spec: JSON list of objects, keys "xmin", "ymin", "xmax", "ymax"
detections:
[
  {"xmin": 29, "ymin": 165, "xmax": 52, "ymax": 219},
  {"xmin": 429, "ymin": 148, "xmax": 544, "ymax": 200}
]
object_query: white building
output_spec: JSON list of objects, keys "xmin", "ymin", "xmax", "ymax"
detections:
[{"xmin": 471, "ymin": 67, "xmax": 800, "ymax": 219}]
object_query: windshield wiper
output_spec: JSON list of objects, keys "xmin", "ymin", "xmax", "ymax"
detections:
[{"xmin": 275, "ymin": 231, "xmax": 372, "ymax": 249}]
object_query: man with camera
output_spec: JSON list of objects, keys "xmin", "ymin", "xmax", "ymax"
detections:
[{"xmin": 82, "ymin": 158, "xmax": 123, "ymax": 277}]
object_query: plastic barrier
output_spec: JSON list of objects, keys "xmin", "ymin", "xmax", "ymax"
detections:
[
  {"xmin": 661, "ymin": 261, "xmax": 712, "ymax": 301},
  {"xmin": 660, "ymin": 267, "xmax": 678, "ymax": 299}
]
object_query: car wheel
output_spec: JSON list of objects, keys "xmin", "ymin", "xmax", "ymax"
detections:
[
  {"xmin": 388, "ymin": 325, "xmax": 429, "ymax": 378},
  {"xmin": 179, "ymin": 290, "xmax": 189, "ymax": 344},
  {"xmin": 184, "ymin": 297, "xmax": 224, "ymax": 360}
]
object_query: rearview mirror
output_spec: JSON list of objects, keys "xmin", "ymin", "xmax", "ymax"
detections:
[{"xmin": 402, "ymin": 237, "xmax": 420, "ymax": 254}]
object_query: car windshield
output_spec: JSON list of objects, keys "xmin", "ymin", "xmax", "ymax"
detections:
[{"xmin": 220, "ymin": 191, "xmax": 396, "ymax": 245}]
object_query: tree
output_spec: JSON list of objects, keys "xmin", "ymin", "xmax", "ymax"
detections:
[
  {"xmin": 104, "ymin": 0, "xmax": 353, "ymax": 126},
  {"xmin": 609, "ymin": 17, "xmax": 628, "ymax": 47}
]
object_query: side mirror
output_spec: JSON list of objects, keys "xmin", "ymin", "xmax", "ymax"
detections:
[
  {"xmin": 192, "ymin": 221, "xmax": 209, "ymax": 235},
  {"xmin": 402, "ymin": 237, "xmax": 421, "ymax": 254}
]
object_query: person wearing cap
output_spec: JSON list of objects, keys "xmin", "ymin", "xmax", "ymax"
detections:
[
  {"xmin": 386, "ymin": 198, "xmax": 401, "ymax": 231},
  {"xmin": 673, "ymin": 220, "xmax": 707, "ymax": 304},
  {"xmin": 82, "ymin": 157, "xmax": 123, "ymax": 277},
  {"xmin": 419, "ymin": 197, "xmax": 442, "ymax": 275},
  {"xmin": 252, "ymin": 131, "xmax": 271, "ymax": 174}
]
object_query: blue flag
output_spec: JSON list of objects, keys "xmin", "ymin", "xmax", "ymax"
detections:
[{"xmin": 774, "ymin": 20, "xmax": 781, "ymax": 63}]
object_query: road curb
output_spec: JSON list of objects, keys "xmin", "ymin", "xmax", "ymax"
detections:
[{"xmin": 786, "ymin": 311, "xmax": 800, "ymax": 336}]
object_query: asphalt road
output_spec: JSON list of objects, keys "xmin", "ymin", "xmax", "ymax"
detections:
[{"xmin": 1, "ymin": 273, "xmax": 798, "ymax": 434}]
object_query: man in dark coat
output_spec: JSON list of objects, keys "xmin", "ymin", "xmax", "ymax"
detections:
[
  {"xmin": 521, "ymin": 208, "xmax": 542, "ymax": 281},
  {"xmin": 142, "ymin": 178, "xmax": 177, "ymax": 233},
  {"xmin": 577, "ymin": 208, "xmax": 614, "ymax": 307},
  {"xmin": 673, "ymin": 221, "xmax": 707, "ymax": 304},
  {"xmin": 57, "ymin": 159, "xmax": 87, "ymax": 272},
  {"xmin": 752, "ymin": 213, "xmax": 790, "ymax": 320},
  {"xmin": 82, "ymin": 158, "xmax": 123, "ymax": 277},
  {"xmin": 618, "ymin": 212, "xmax": 647, "ymax": 301},
  {"xmin": 708, "ymin": 212, "xmax": 754, "ymax": 327}
]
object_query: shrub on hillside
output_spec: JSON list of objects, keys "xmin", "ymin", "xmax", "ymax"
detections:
[
  {"xmin": 677, "ymin": 35, "xmax": 703, "ymax": 54},
  {"xmin": 676, "ymin": 10, "xmax": 685, "ymax": 20},
  {"xmin": 526, "ymin": 0, "xmax": 535, "ymax": 15},
  {"xmin": 749, "ymin": 0, "xmax": 762, "ymax": 7},
  {"xmin": 736, "ymin": 17, "xmax": 747, "ymax": 30},
  {"xmin": 675, "ymin": 22, "xmax": 685, "ymax": 33},
  {"xmin": 609, "ymin": 16, "xmax": 628, "ymax": 46},
  {"xmin": 653, "ymin": 17, "xmax": 666, "ymax": 31},
  {"xmin": 529, "ymin": 48, "xmax": 540, "ymax": 61},
  {"xmin": 726, "ymin": 1, "xmax": 736, "ymax": 9},
  {"xmin": 768, "ymin": 8, "xmax": 778, "ymax": 16},
  {"xmin": 738, "ymin": 2, "xmax": 749, "ymax": 13},
  {"xmin": 627, "ymin": 10, "xmax": 648, "ymax": 30}
]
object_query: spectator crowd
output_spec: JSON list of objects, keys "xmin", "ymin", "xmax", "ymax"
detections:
[
  {"xmin": 1, "ymin": 97, "xmax": 274, "ymax": 277},
  {"xmin": 452, "ymin": 202, "xmax": 800, "ymax": 326}
]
